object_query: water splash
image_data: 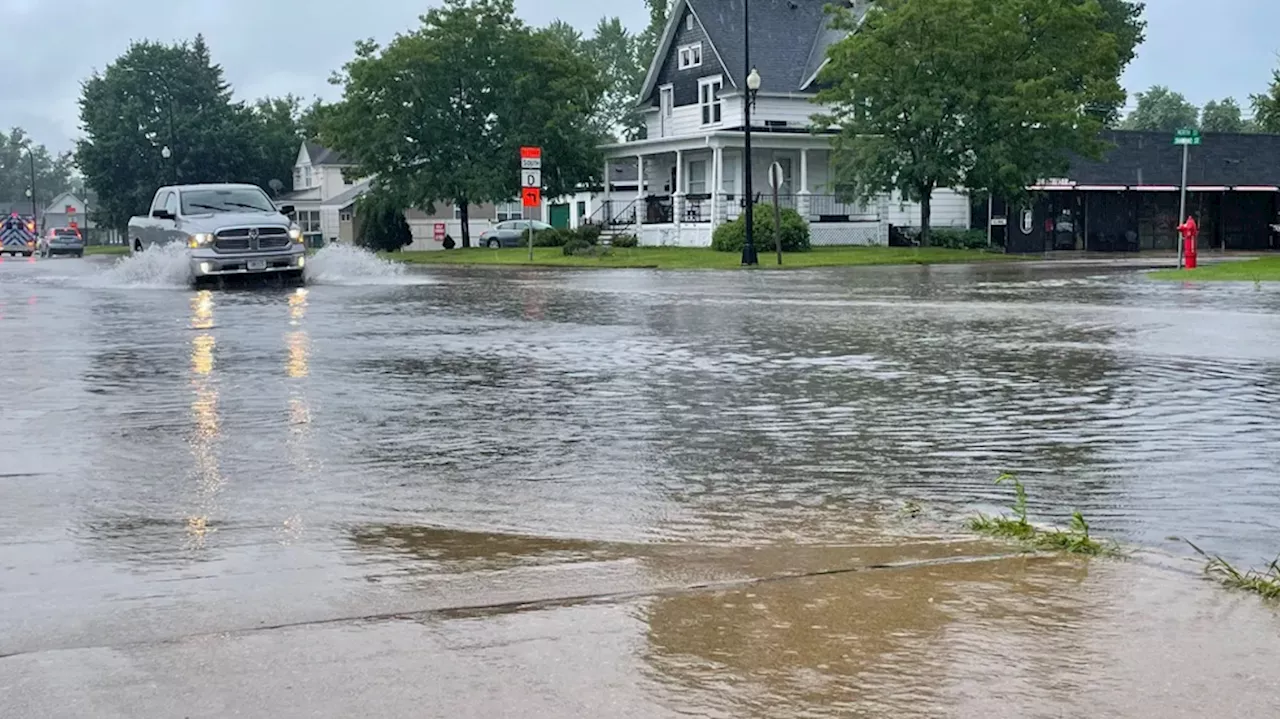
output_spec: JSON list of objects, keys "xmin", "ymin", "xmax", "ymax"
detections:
[
  {"xmin": 88, "ymin": 244, "xmax": 193, "ymax": 289},
  {"xmin": 304, "ymin": 244, "xmax": 413, "ymax": 285}
]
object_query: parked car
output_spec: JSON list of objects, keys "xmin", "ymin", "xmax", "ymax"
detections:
[
  {"xmin": 38, "ymin": 228, "xmax": 85, "ymax": 258},
  {"xmin": 127, "ymin": 183, "xmax": 305, "ymax": 287},
  {"xmin": 478, "ymin": 220, "xmax": 554, "ymax": 248}
]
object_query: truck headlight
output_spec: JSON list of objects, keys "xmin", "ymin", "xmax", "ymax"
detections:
[
  {"xmin": 289, "ymin": 227, "xmax": 303, "ymax": 244},
  {"xmin": 188, "ymin": 233, "xmax": 214, "ymax": 249}
]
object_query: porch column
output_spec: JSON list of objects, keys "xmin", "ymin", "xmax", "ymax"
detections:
[
  {"xmin": 602, "ymin": 158, "xmax": 610, "ymax": 223},
  {"xmin": 798, "ymin": 148, "xmax": 811, "ymax": 219},
  {"xmin": 711, "ymin": 145, "xmax": 723, "ymax": 227},
  {"xmin": 636, "ymin": 154, "xmax": 645, "ymax": 226},
  {"xmin": 673, "ymin": 150, "xmax": 685, "ymax": 227}
]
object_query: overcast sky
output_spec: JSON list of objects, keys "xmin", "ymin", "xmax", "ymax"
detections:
[{"xmin": 1, "ymin": 0, "xmax": 1276, "ymax": 153}]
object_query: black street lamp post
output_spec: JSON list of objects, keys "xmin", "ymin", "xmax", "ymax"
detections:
[{"xmin": 741, "ymin": 0, "xmax": 760, "ymax": 266}]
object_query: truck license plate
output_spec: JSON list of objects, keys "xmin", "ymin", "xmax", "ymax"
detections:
[{"xmin": 247, "ymin": 259, "xmax": 267, "ymax": 271}]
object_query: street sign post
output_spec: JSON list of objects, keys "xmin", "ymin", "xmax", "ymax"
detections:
[
  {"xmin": 520, "ymin": 147, "xmax": 542, "ymax": 261},
  {"xmin": 1173, "ymin": 129, "xmax": 1201, "ymax": 268},
  {"xmin": 768, "ymin": 162, "xmax": 784, "ymax": 265}
]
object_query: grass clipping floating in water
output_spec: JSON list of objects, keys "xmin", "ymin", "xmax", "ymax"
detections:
[
  {"xmin": 969, "ymin": 473, "xmax": 1119, "ymax": 557},
  {"xmin": 1186, "ymin": 541, "xmax": 1280, "ymax": 600}
]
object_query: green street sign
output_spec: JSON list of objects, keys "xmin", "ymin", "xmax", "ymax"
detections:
[{"xmin": 1174, "ymin": 128, "xmax": 1202, "ymax": 146}]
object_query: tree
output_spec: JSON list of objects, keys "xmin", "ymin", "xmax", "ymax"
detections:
[
  {"xmin": 584, "ymin": 18, "xmax": 644, "ymax": 140},
  {"xmin": 249, "ymin": 95, "xmax": 307, "ymax": 196},
  {"xmin": 1251, "ymin": 70, "xmax": 1280, "ymax": 133},
  {"xmin": 1093, "ymin": 0, "xmax": 1147, "ymax": 124},
  {"xmin": 1200, "ymin": 98, "xmax": 1249, "ymax": 133},
  {"xmin": 355, "ymin": 190, "xmax": 413, "ymax": 251},
  {"xmin": 77, "ymin": 36, "xmax": 257, "ymax": 231},
  {"xmin": 0, "ymin": 128, "xmax": 75, "ymax": 206},
  {"xmin": 324, "ymin": 0, "xmax": 606, "ymax": 248},
  {"xmin": 816, "ymin": 0, "xmax": 1125, "ymax": 246},
  {"xmin": 1121, "ymin": 85, "xmax": 1199, "ymax": 132}
]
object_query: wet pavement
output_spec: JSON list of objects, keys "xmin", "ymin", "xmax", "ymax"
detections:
[{"xmin": 2, "ymin": 247, "xmax": 1279, "ymax": 717}]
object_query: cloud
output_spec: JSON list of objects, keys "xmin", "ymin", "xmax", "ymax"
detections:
[{"xmin": 0, "ymin": 0, "xmax": 646, "ymax": 152}]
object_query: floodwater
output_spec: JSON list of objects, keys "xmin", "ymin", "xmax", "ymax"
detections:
[{"xmin": 2, "ymin": 247, "xmax": 1278, "ymax": 717}]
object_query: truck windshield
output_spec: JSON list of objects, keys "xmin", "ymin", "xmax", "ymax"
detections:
[{"xmin": 180, "ymin": 188, "xmax": 276, "ymax": 214}]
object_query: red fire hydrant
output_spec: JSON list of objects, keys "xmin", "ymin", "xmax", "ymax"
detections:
[{"xmin": 1178, "ymin": 216, "xmax": 1199, "ymax": 269}]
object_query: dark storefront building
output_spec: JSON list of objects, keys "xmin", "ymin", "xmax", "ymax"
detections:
[{"xmin": 978, "ymin": 131, "xmax": 1280, "ymax": 253}]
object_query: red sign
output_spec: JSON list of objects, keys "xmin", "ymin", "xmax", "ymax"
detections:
[
  {"xmin": 522, "ymin": 187, "xmax": 541, "ymax": 208},
  {"xmin": 520, "ymin": 146, "xmax": 542, "ymax": 160},
  {"xmin": 433, "ymin": 222, "xmax": 446, "ymax": 241}
]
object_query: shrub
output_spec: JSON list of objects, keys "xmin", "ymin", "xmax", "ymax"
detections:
[
  {"xmin": 563, "ymin": 237, "xmax": 593, "ymax": 256},
  {"xmin": 609, "ymin": 233, "xmax": 638, "ymax": 248},
  {"xmin": 928, "ymin": 228, "xmax": 988, "ymax": 250},
  {"xmin": 528, "ymin": 227, "xmax": 571, "ymax": 247},
  {"xmin": 442, "ymin": 235, "xmax": 456, "ymax": 250},
  {"xmin": 711, "ymin": 204, "xmax": 811, "ymax": 253},
  {"xmin": 575, "ymin": 223, "xmax": 602, "ymax": 245}
]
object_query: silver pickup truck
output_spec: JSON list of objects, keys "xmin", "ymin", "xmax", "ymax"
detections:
[{"xmin": 128, "ymin": 183, "xmax": 306, "ymax": 285}]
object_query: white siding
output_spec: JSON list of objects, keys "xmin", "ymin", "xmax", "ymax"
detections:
[
  {"xmin": 746, "ymin": 95, "xmax": 829, "ymax": 128},
  {"xmin": 320, "ymin": 207, "xmax": 342, "ymax": 243},
  {"xmin": 887, "ymin": 189, "xmax": 971, "ymax": 229},
  {"xmin": 669, "ymin": 104, "xmax": 709, "ymax": 137}
]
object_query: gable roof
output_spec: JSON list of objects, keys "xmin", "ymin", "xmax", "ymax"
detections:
[
  {"xmin": 321, "ymin": 179, "xmax": 373, "ymax": 210},
  {"xmin": 303, "ymin": 142, "xmax": 351, "ymax": 167},
  {"xmin": 42, "ymin": 192, "xmax": 84, "ymax": 213},
  {"xmin": 640, "ymin": 0, "xmax": 869, "ymax": 102}
]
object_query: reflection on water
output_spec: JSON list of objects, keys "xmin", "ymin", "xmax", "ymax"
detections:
[
  {"xmin": 283, "ymin": 288, "xmax": 312, "ymax": 544},
  {"xmin": 187, "ymin": 291, "xmax": 222, "ymax": 549}
]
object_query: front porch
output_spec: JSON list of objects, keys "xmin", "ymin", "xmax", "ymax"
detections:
[{"xmin": 599, "ymin": 132, "xmax": 888, "ymax": 247}]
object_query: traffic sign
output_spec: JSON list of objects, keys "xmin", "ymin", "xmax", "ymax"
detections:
[
  {"xmin": 767, "ymin": 162, "xmax": 784, "ymax": 189},
  {"xmin": 522, "ymin": 169, "xmax": 542, "ymax": 189},
  {"xmin": 433, "ymin": 223, "xmax": 446, "ymax": 241},
  {"xmin": 520, "ymin": 146, "xmax": 542, "ymax": 169},
  {"xmin": 522, "ymin": 187, "xmax": 541, "ymax": 208},
  {"xmin": 1174, "ymin": 128, "xmax": 1201, "ymax": 146}
]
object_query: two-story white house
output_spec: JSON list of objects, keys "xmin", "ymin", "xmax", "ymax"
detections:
[
  {"xmin": 278, "ymin": 143, "xmax": 367, "ymax": 245},
  {"xmin": 600, "ymin": 0, "xmax": 970, "ymax": 247}
]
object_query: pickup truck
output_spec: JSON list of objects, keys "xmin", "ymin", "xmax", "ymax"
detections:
[{"xmin": 128, "ymin": 183, "xmax": 306, "ymax": 285}]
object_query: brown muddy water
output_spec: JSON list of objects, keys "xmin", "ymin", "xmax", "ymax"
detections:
[{"xmin": 1, "ymin": 247, "xmax": 1278, "ymax": 717}]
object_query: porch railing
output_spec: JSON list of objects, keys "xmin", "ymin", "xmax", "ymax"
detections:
[
  {"xmin": 585, "ymin": 199, "xmax": 638, "ymax": 230},
  {"xmin": 808, "ymin": 195, "xmax": 877, "ymax": 222}
]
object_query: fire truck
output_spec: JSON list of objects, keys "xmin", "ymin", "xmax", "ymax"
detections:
[{"xmin": 1, "ymin": 212, "xmax": 37, "ymax": 257}]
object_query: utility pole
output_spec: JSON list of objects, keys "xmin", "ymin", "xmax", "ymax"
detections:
[{"xmin": 28, "ymin": 148, "xmax": 38, "ymax": 222}]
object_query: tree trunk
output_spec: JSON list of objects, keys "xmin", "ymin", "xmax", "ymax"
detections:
[
  {"xmin": 919, "ymin": 188, "xmax": 933, "ymax": 247},
  {"xmin": 459, "ymin": 199, "xmax": 471, "ymax": 248}
]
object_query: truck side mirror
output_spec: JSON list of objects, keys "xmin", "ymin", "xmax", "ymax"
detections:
[
  {"xmin": 152, "ymin": 209, "xmax": 173, "ymax": 220},
  {"xmin": 278, "ymin": 204, "xmax": 295, "ymax": 216}
]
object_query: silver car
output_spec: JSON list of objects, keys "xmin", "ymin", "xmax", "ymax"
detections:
[
  {"xmin": 38, "ymin": 228, "xmax": 85, "ymax": 258},
  {"xmin": 127, "ymin": 183, "xmax": 306, "ymax": 286},
  {"xmin": 478, "ymin": 219, "xmax": 553, "ymax": 248}
]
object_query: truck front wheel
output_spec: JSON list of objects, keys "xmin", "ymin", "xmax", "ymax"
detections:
[{"xmin": 132, "ymin": 239, "xmax": 143, "ymax": 254}]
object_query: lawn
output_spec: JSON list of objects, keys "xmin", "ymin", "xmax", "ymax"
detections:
[
  {"xmin": 85, "ymin": 245, "xmax": 130, "ymax": 256},
  {"xmin": 389, "ymin": 245, "xmax": 1017, "ymax": 270},
  {"xmin": 1149, "ymin": 256, "xmax": 1280, "ymax": 281}
]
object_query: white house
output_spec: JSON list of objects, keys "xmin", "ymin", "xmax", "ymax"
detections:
[
  {"xmin": 280, "ymin": 143, "xmax": 365, "ymax": 244},
  {"xmin": 599, "ymin": 0, "xmax": 971, "ymax": 247}
]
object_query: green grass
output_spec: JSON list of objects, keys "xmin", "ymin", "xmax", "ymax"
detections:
[
  {"xmin": 1149, "ymin": 256, "xmax": 1280, "ymax": 282},
  {"xmin": 388, "ymin": 245, "xmax": 1018, "ymax": 270},
  {"xmin": 85, "ymin": 245, "xmax": 129, "ymax": 256},
  {"xmin": 1186, "ymin": 541, "xmax": 1280, "ymax": 600},
  {"xmin": 969, "ymin": 473, "xmax": 1119, "ymax": 557}
]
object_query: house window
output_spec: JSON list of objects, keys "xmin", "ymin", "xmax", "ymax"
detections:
[
  {"xmin": 688, "ymin": 160, "xmax": 707, "ymax": 195},
  {"xmin": 678, "ymin": 43, "xmax": 702, "ymax": 70},
  {"xmin": 297, "ymin": 210, "xmax": 321, "ymax": 233},
  {"xmin": 293, "ymin": 168, "xmax": 302, "ymax": 189},
  {"xmin": 699, "ymin": 76, "xmax": 723, "ymax": 125},
  {"xmin": 339, "ymin": 208, "xmax": 353, "ymax": 222},
  {"xmin": 453, "ymin": 205, "xmax": 464, "ymax": 219},
  {"xmin": 496, "ymin": 201, "xmax": 523, "ymax": 222},
  {"xmin": 577, "ymin": 201, "xmax": 587, "ymax": 221},
  {"xmin": 685, "ymin": 13, "xmax": 694, "ymax": 31},
  {"xmin": 302, "ymin": 166, "xmax": 313, "ymax": 188}
]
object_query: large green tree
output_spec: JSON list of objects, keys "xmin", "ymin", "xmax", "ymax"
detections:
[
  {"xmin": 816, "ymin": 0, "xmax": 1126, "ymax": 245},
  {"xmin": 249, "ymin": 95, "xmax": 309, "ymax": 197},
  {"xmin": 355, "ymin": 190, "xmax": 413, "ymax": 252},
  {"xmin": 0, "ymin": 128, "xmax": 74, "ymax": 207},
  {"xmin": 324, "ymin": 0, "xmax": 606, "ymax": 248},
  {"xmin": 584, "ymin": 18, "xmax": 645, "ymax": 140},
  {"xmin": 1121, "ymin": 85, "xmax": 1199, "ymax": 132},
  {"xmin": 77, "ymin": 36, "xmax": 257, "ymax": 231},
  {"xmin": 1200, "ymin": 98, "xmax": 1250, "ymax": 133},
  {"xmin": 1250, "ymin": 70, "xmax": 1280, "ymax": 133}
]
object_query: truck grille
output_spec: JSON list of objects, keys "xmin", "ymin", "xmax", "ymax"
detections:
[{"xmin": 213, "ymin": 227, "xmax": 291, "ymax": 252}]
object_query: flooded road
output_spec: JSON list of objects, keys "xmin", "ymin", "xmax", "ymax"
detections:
[{"xmin": 2, "ymin": 248, "xmax": 1279, "ymax": 717}]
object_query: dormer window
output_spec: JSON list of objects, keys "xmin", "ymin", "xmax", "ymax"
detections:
[{"xmin": 678, "ymin": 43, "xmax": 702, "ymax": 70}]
